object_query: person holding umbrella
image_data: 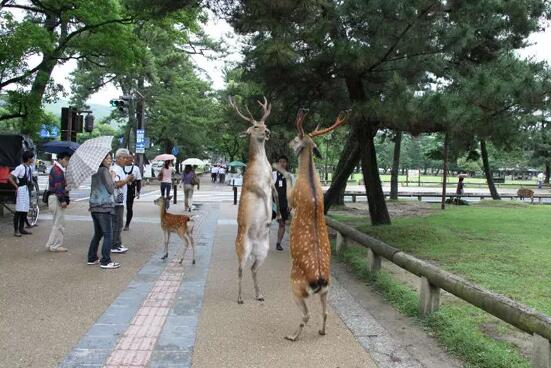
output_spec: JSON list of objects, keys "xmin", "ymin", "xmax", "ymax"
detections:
[
  {"xmin": 87, "ymin": 152, "xmax": 120, "ymax": 269},
  {"xmin": 154, "ymin": 154, "xmax": 175, "ymax": 208}
]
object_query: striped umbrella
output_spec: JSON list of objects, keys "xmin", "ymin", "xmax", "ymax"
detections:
[{"xmin": 66, "ymin": 136, "xmax": 113, "ymax": 190}]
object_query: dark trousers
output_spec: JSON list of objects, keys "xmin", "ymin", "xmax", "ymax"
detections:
[
  {"xmin": 88, "ymin": 212, "xmax": 112, "ymax": 265},
  {"xmin": 219, "ymin": 174, "xmax": 225, "ymax": 183},
  {"xmin": 160, "ymin": 182, "xmax": 171, "ymax": 197},
  {"xmin": 211, "ymin": 173, "xmax": 216, "ymax": 182},
  {"xmin": 125, "ymin": 187, "xmax": 135, "ymax": 228},
  {"xmin": 13, "ymin": 211, "xmax": 26, "ymax": 233},
  {"xmin": 112, "ymin": 206, "xmax": 124, "ymax": 248}
]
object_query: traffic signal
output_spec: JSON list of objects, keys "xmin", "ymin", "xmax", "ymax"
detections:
[
  {"xmin": 110, "ymin": 99, "xmax": 129, "ymax": 113},
  {"xmin": 84, "ymin": 113, "xmax": 94, "ymax": 133}
]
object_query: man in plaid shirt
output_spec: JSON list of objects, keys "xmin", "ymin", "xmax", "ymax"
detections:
[{"xmin": 45, "ymin": 152, "xmax": 71, "ymax": 252}]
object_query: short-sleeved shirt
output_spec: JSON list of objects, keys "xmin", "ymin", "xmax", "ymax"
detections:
[
  {"xmin": 111, "ymin": 164, "xmax": 127, "ymax": 207},
  {"xmin": 211, "ymin": 167, "xmax": 219, "ymax": 174},
  {"xmin": 161, "ymin": 167, "xmax": 173, "ymax": 183},
  {"xmin": 219, "ymin": 167, "xmax": 226, "ymax": 174},
  {"xmin": 11, "ymin": 164, "xmax": 31, "ymax": 184}
]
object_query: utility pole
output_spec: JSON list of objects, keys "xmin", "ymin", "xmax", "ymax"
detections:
[{"xmin": 134, "ymin": 89, "xmax": 145, "ymax": 177}]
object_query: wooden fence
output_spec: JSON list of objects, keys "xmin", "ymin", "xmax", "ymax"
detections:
[
  {"xmin": 342, "ymin": 191, "xmax": 551, "ymax": 203},
  {"xmin": 326, "ymin": 217, "xmax": 551, "ymax": 368}
]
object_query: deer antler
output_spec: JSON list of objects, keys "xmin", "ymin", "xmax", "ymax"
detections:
[
  {"xmin": 257, "ymin": 96, "xmax": 272, "ymax": 123},
  {"xmin": 228, "ymin": 96, "xmax": 255, "ymax": 124},
  {"xmin": 295, "ymin": 108, "xmax": 308, "ymax": 138},
  {"xmin": 309, "ymin": 110, "xmax": 349, "ymax": 137}
]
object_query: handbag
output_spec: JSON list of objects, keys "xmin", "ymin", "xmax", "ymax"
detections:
[
  {"xmin": 191, "ymin": 173, "xmax": 199, "ymax": 186},
  {"xmin": 42, "ymin": 190, "xmax": 50, "ymax": 204},
  {"xmin": 157, "ymin": 170, "xmax": 163, "ymax": 181}
]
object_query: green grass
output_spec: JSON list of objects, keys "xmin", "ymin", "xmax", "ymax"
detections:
[
  {"xmin": 330, "ymin": 201, "xmax": 551, "ymax": 367},
  {"xmin": 324, "ymin": 173, "xmax": 537, "ymax": 186}
]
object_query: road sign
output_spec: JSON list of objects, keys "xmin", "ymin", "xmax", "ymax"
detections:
[
  {"xmin": 144, "ymin": 137, "xmax": 150, "ymax": 148},
  {"xmin": 136, "ymin": 129, "xmax": 145, "ymax": 153},
  {"xmin": 171, "ymin": 146, "xmax": 180, "ymax": 156}
]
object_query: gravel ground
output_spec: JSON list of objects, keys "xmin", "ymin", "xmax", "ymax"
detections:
[{"xmin": 0, "ymin": 201, "xmax": 166, "ymax": 368}]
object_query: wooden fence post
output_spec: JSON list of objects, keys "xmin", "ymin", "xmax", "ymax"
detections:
[
  {"xmin": 367, "ymin": 248, "xmax": 381, "ymax": 273},
  {"xmin": 419, "ymin": 276, "xmax": 440, "ymax": 317},
  {"xmin": 532, "ymin": 334, "xmax": 550, "ymax": 368},
  {"xmin": 335, "ymin": 231, "xmax": 347, "ymax": 254}
]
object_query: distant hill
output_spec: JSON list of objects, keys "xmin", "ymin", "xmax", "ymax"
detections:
[{"xmin": 44, "ymin": 100, "xmax": 113, "ymax": 121}]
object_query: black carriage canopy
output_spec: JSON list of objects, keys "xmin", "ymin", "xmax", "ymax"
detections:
[{"xmin": 0, "ymin": 135, "xmax": 35, "ymax": 168}]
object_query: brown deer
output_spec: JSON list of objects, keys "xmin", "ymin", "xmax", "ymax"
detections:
[
  {"xmin": 517, "ymin": 187, "xmax": 534, "ymax": 203},
  {"xmin": 154, "ymin": 196, "xmax": 195, "ymax": 264},
  {"xmin": 276, "ymin": 109, "xmax": 348, "ymax": 341},
  {"xmin": 229, "ymin": 96, "xmax": 273, "ymax": 304}
]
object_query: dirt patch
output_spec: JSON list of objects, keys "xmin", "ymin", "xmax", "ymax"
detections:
[{"xmin": 330, "ymin": 200, "xmax": 437, "ymax": 219}]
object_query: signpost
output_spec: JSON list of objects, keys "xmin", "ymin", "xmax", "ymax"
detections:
[{"xmin": 136, "ymin": 129, "xmax": 145, "ymax": 154}]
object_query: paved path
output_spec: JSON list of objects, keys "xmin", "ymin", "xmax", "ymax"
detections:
[{"xmin": 55, "ymin": 199, "xmax": 463, "ymax": 368}]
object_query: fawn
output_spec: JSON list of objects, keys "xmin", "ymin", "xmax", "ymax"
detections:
[
  {"xmin": 517, "ymin": 188, "xmax": 534, "ymax": 204},
  {"xmin": 277, "ymin": 109, "xmax": 348, "ymax": 341},
  {"xmin": 229, "ymin": 96, "xmax": 273, "ymax": 304},
  {"xmin": 153, "ymin": 196, "xmax": 195, "ymax": 264}
]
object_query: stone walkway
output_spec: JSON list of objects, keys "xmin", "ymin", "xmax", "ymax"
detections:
[{"xmin": 58, "ymin": 202, "xmax": 458, "ymax": 368}]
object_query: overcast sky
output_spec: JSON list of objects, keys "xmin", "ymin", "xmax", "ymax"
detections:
[{"xmin": 44, "ymin": 18, "xmax": 550, "ymax": 106}]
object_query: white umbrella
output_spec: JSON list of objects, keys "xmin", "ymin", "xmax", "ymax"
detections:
[
  {"xmin": 182, "ymin": 158, "xmax": 205, "ymax": 166},
  {"xmin": 66, "ymin": 136, "xmax": 113, "ymax": 190}
]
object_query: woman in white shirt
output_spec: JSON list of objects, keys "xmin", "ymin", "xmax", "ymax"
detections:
[
  {"xmin": 8, "ymin": 151, "xmax": 35, "ymax": 237},
  {"xmin": 158, "ymin": 160, "xmax": 174, "ymax": 208}
]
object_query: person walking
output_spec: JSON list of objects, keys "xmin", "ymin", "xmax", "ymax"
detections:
[
  {"xmin": 272, "ymin": 155, "xmax": 295, "ymax": 251},
  {"xmin": 87, "ymin": 153, "xmax": 120, "ymax": 269},
  {"xmin": 123, "ymin": 153, "xmax": 142, "ymax": 231},
  {"xmin": 8, "ymin": 151, "xmax": 35, "ymax": 237},
  {"xmin": 111, "ymin": 149, "xmax": 134, "ymax": 254},
  {"xmin": 181, "ymin": 165, "xmax": 198, "ymax": 212},
  {"xmin": 218, "ymin": 165, "xmax": 226, "ymax": 184},
  {"xmin": 537, "ymin": 172, "xmax": 544, "ymax": 189},
  {"xmin": 44, "ymin": 152, "xmax": 71, "ymax": 251},
  {"xmin": 210, "ymin": 164, "xmax": 219, "ymax": 183},
  {"xmin": 158, "ymin": 160, "xmax": 174, "ymax": 207}
]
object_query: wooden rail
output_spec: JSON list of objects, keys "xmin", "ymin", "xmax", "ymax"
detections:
[
  {"xmin": 341, "ymin": 191, "xmax": 551, "ymax": 203},
  {"xmin": 326, "ymin": 217, "xmax": 551, "ymax": 368}
]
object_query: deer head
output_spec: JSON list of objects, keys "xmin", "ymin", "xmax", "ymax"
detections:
[
  {"xmin": 228, "ymin": 96, "xmax": 272, "ymax": 142},
  {"xmin": 289, "ymin": 109, "xmax": 348, "ymax": 159}
]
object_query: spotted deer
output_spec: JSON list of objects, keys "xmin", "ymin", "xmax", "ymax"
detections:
[
  {"xmin": 517, "ymin": 187, "xmax": 534, "ymax": 203},
  {"xmin": 229, "ymin": 96, "xmax": 273, "ymax": 304},
  {"xmin": 154, "ymin": 196, "xmax": 195, "ymax": 264},
  {"xmin": 277, "ymin": 110, "xmax": 348, "ymax": 341}
]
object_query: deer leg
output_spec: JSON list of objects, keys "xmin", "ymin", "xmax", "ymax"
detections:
[
  {"xmin": 319, "ymin": 290, "xmax": 328, "ymax": 336},
  {"xmin": 251, "ymin": 256, "xmax": 265, "ymax": 302},
  {"xmin": 161, "ymin": 231, "xmax": 169, "ymax": 260},
  {"xmin": 188, "ymin": 231, "xmax": 196, "ymax": 264},
  {"xmin": 285, "ymin": 296, "xmax": 309, "ymax": 342},
  {"xmin": 237, "ymin": 256, "xmax": 246, "ymax": 304}
]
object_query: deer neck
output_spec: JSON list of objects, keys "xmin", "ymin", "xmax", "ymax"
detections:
[
  {"xmin": 248, "ymin": 137, "xmax": 266, "ymax": 164},
  {"xmin": 298, "ymin": 148, "xmax": 318, "ymax": 198}
]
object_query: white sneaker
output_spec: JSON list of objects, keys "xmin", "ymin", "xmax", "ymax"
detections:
[
  {"xmin": 100, "ymin": 262, "xmax": 121, "ymax": 269},
  {"xmin": 111, "ymin": 246, "xmax": 128, "ymax": 253}
]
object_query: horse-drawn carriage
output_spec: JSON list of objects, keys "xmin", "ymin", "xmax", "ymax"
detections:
[{"xmin": 0, "ymin": 134, "xmax": 40, "ymax": 225}]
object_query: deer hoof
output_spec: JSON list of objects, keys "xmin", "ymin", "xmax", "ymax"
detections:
[
  {"xmin": 237, "ymin": 299, "xmax": 244, "ymax": 305},
  {"xmin": 192, "ymin": 259, "xmax": 196, "ymax": 265},
  {"xmin": 284, "ymin": 335, "xmax": 297, "ymax": 342},
  {"xmin": 161, "ymin": 253, "xmax": 168, "ymax": 260},
  {"xmin": 178, "ymin": 258, "xmax": 183, "ymax": 264},
  {"xmin": 257, "ymin": 297, "xmax": 264, "ymax": 302},
  {"xmin": 319, "ymin": 330, "xmax": 326, "ymax": 336}
]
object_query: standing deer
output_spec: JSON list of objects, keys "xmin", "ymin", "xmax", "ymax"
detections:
[
  {"xmin": 229, "ymin": 96, "xmax": 273, "ymax": 304},
  {"xmin": 277, "ymin": 109, "xmax": 348, "ymax": 341}
]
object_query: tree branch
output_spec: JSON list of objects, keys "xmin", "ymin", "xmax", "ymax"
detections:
[
  {"xmin": 0, "ymin": 112, "xmax": 26, "ymax": 122},
  {"xmin": 56, "ymin": 17, "xmax": 134, "ymax": 51},
  {"xmin": 0, "ymin": 64, "xmax": 42, "ymax": 90},
  {"xmin": 2, "ymin": 3, "xmax": 46, "ymax": 13}
]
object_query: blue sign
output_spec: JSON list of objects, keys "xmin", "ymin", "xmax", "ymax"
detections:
[
  {"xmin": 144, "ymin": 137, "xmax": 150, "ymax": 148},
  {"xmin": 136, "ymin": 129, "xmax": 145, "ymax": 153},
  {"xmin": 39, "ymin": 124, "xmax": 59, "ymax": 138},
  {"xmin": 171, "ymin": 145, "xmax": 180, "ymax": 156}
]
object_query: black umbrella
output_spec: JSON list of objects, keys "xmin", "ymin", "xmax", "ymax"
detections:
[{"xmin": 42, "ymin": 141, "xmax": 80, "ymax": 154}]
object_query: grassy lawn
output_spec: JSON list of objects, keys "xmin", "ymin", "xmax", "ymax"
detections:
[{"xmin": 330, "ymin": 201, "xmax": 551, "ymax": 368}]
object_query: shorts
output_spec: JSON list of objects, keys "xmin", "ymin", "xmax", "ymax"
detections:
[{"xmin": 272, "ymin": 205, "xmax": 290, "ymax": 222}]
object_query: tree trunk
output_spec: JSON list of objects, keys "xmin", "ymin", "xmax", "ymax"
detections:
[
  {"xmin": 545, "ymin": 162, "xmax": 550, "ymax": 184},
  {"xmin": 323, "ymin": 130, "xmax": 360, "ymax": 212},
  {"xmin": 480, "ymin": 139, "xmax": 501, "ymax": 200},
  {"xmin": 359, "ymin": 124, "xmax": 391, "ymax": 225},
  {"xmin": 20, "ymin": 56, "xmax": 58, "ymax": 135},
  {"xmin": 390, "ymin": 131, "xmax": 402, "ymax": 200},
  {"xmin": 441, "ymin": 132, "xmax": 449, "ymax": 210}
]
